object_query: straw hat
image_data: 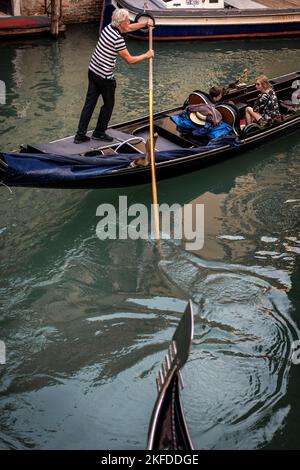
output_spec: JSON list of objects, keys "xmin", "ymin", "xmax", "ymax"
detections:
[{"xmin": 189, "ymin": 111, "xmax": 207, "ymax": 126}]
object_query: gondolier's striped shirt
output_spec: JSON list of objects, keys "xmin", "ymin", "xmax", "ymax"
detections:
[{"xmin": 89, "ymin": 24, "xmax": 126, "ymax": 79}]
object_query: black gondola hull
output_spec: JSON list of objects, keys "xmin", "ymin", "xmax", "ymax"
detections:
[{"xmin": 1, "ymin": 71, "xmax": 300, "ymax": 189}]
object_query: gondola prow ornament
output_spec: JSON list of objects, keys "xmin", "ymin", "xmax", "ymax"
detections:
[{"xmin": 147, "ymin": 301, "xmax": 194, "ymax": 450}]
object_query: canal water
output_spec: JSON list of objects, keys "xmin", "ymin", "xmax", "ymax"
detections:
[{"xmin": 0, "ymin": 24, "xmax": 300, "ymax": 450}]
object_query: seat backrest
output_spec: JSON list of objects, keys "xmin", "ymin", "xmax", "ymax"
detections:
[
  {"xmin": 215, "ymin": 103, "xmax": 241, "ymax": 136},
  {"xmin": 232, "ymin": 101, "xmax": 247, "ymax": 117},
  {"xmin": 188, "ymin": 90, "xmax": 213, "ymax": 106},
  {"xmin": 242, "ymin": 123, "xmax": 262, "ymax": 138}
]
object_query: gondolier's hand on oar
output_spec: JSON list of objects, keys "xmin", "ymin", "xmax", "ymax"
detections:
[
  {"xmin": 146, "ymin": 50, "xmax": 154, "ymax": 60},
  {"xmin": 137, "ymin": 19, "xmax": 154, "ymax": 29},
  {"xmin": 133, "ymin": 12, "xmax": 156, "ymax": 32},
  {"xmin": 146, "ymin": 19, "xmax": 154, "ymax": 28}
]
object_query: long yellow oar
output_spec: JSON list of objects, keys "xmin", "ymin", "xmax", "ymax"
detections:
[{"xmin": 148, "ymin": 25, "xmax": 160, "ymax": 241}]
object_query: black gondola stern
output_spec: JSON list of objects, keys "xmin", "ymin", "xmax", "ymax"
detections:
[{"xmin": 147, "ymin": 300, "xmax": 194, "ymax": 450}]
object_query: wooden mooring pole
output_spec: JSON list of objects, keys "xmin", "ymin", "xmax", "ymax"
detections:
[{"xmin": 51, "ymin": 0, "xmax": 60, "ymax": 38}]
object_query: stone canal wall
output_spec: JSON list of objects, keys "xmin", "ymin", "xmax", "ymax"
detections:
[{"xmin": 20, "ymin": 0, "xmax": 103, "ymax": 24}]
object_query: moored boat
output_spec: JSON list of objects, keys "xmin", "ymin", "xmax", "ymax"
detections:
[
  {"xmin": 102, "ymin": 0, "xmax": 300, "ymax": 41},
  {"xmin": 0, "ymin": 15, "xmax": 60, "ymax": 37},
  {"xmin": 1, "ymin": 71, "xmax": 300, "ymax": 189}
]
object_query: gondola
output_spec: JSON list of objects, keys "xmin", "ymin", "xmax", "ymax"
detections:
[
  {"xmin": 147, "ymin": 300, "xmax": 194, "ymax": 450},
  {"xmin": 1, "ymin": 71, "xmax": 300, "ymax": 189}
]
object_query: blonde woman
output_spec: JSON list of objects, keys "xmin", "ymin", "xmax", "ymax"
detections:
[{"xmin": 245, "ymin": 75, "xmax": 280, "ymax": 126}]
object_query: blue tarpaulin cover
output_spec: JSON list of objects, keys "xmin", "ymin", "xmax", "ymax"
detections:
[
  {"xmin": 0, "ymin": 135, "xmax": 239, "ymax": 187},
  {"xmin": 171, "ymin": 113, "xmax": 234, "ymax": 138}
]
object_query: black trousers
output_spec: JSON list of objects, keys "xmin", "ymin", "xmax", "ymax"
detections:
[{"xmin": 76, "ymin": 69, "xmax": 116, "ymax": 137}]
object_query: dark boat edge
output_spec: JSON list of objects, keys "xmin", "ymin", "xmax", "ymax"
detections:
[
  {"xmin": 112, "ymin": 0, "xmax": 300, "ymax": 18},
  {"xmin": 147, "ymin": 300, "xmax": 194, "ymax": 451}
]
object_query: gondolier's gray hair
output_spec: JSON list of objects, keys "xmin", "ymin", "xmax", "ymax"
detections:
[{"xmin": 112, "ymin": 9, "xmax": 129, "ymax": 27}]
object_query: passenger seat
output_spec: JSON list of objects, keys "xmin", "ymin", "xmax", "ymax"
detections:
[{"xmin": 215, "ymin": 103, "xmax": 241, "ymax": 136}]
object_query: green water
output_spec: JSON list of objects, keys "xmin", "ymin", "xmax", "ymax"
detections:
[{"xmin": 0, "ymin": 24, "xmax": 300, "ymax": 450}]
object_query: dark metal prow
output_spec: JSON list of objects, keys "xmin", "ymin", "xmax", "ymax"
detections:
[{"xmin": 147, "ymin": 300, "xmax": 194, "ymax": 450}]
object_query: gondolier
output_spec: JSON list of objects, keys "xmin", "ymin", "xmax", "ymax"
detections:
[{"xmin": 74, "ymin": 9, "xmax": 154, "ymax": 144}]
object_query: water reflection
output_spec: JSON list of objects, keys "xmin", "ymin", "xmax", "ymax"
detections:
[
  {"xmin": 188, "ymin": 139, "xmax": 300, "ymax": 268},
  {"xmin": 1, "ymin": 136, "xmax": 299, "ymax": 448}
]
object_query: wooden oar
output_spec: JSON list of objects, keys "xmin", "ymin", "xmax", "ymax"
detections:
[{"xmin": 148, "ymin": 25, "xmax": 160, "ymax": 242}]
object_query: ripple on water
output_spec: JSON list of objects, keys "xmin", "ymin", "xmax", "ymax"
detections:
[{"xmin": 157, "ymin": 241, "xmax": 299, "ymax": 449}]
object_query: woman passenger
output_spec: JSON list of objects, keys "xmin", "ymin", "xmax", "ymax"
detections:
[{"xmin": 245, "ymin": 75, "xmax": 280, "ymax": 126}]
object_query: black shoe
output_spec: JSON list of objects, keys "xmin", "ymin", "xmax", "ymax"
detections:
[
  {"xmin": 92, "ymin": 132, "xmax": 113, "ymax": 142},
  {"xmin": 74, "ymin": 135, "xmax": 90, "ymax": 144}
]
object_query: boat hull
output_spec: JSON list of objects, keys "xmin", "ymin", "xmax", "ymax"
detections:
[
  {"xmin": 103, "ymin": 0, "xmax": 300, "ymax": 41},
  {"xmin": 129, "ymin": 21, "xmax": 300, "ymax": 41},
  {"xmin": 0, "ymin": 15, "xmax": 52, "ymax": 37},
  {"xmin": 2, "ymin": 115, "xmax": 300, "ymax": 189},
  {"xmin": 2, "ymin": 71, "xmax": 300, "ymax": 189}
]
